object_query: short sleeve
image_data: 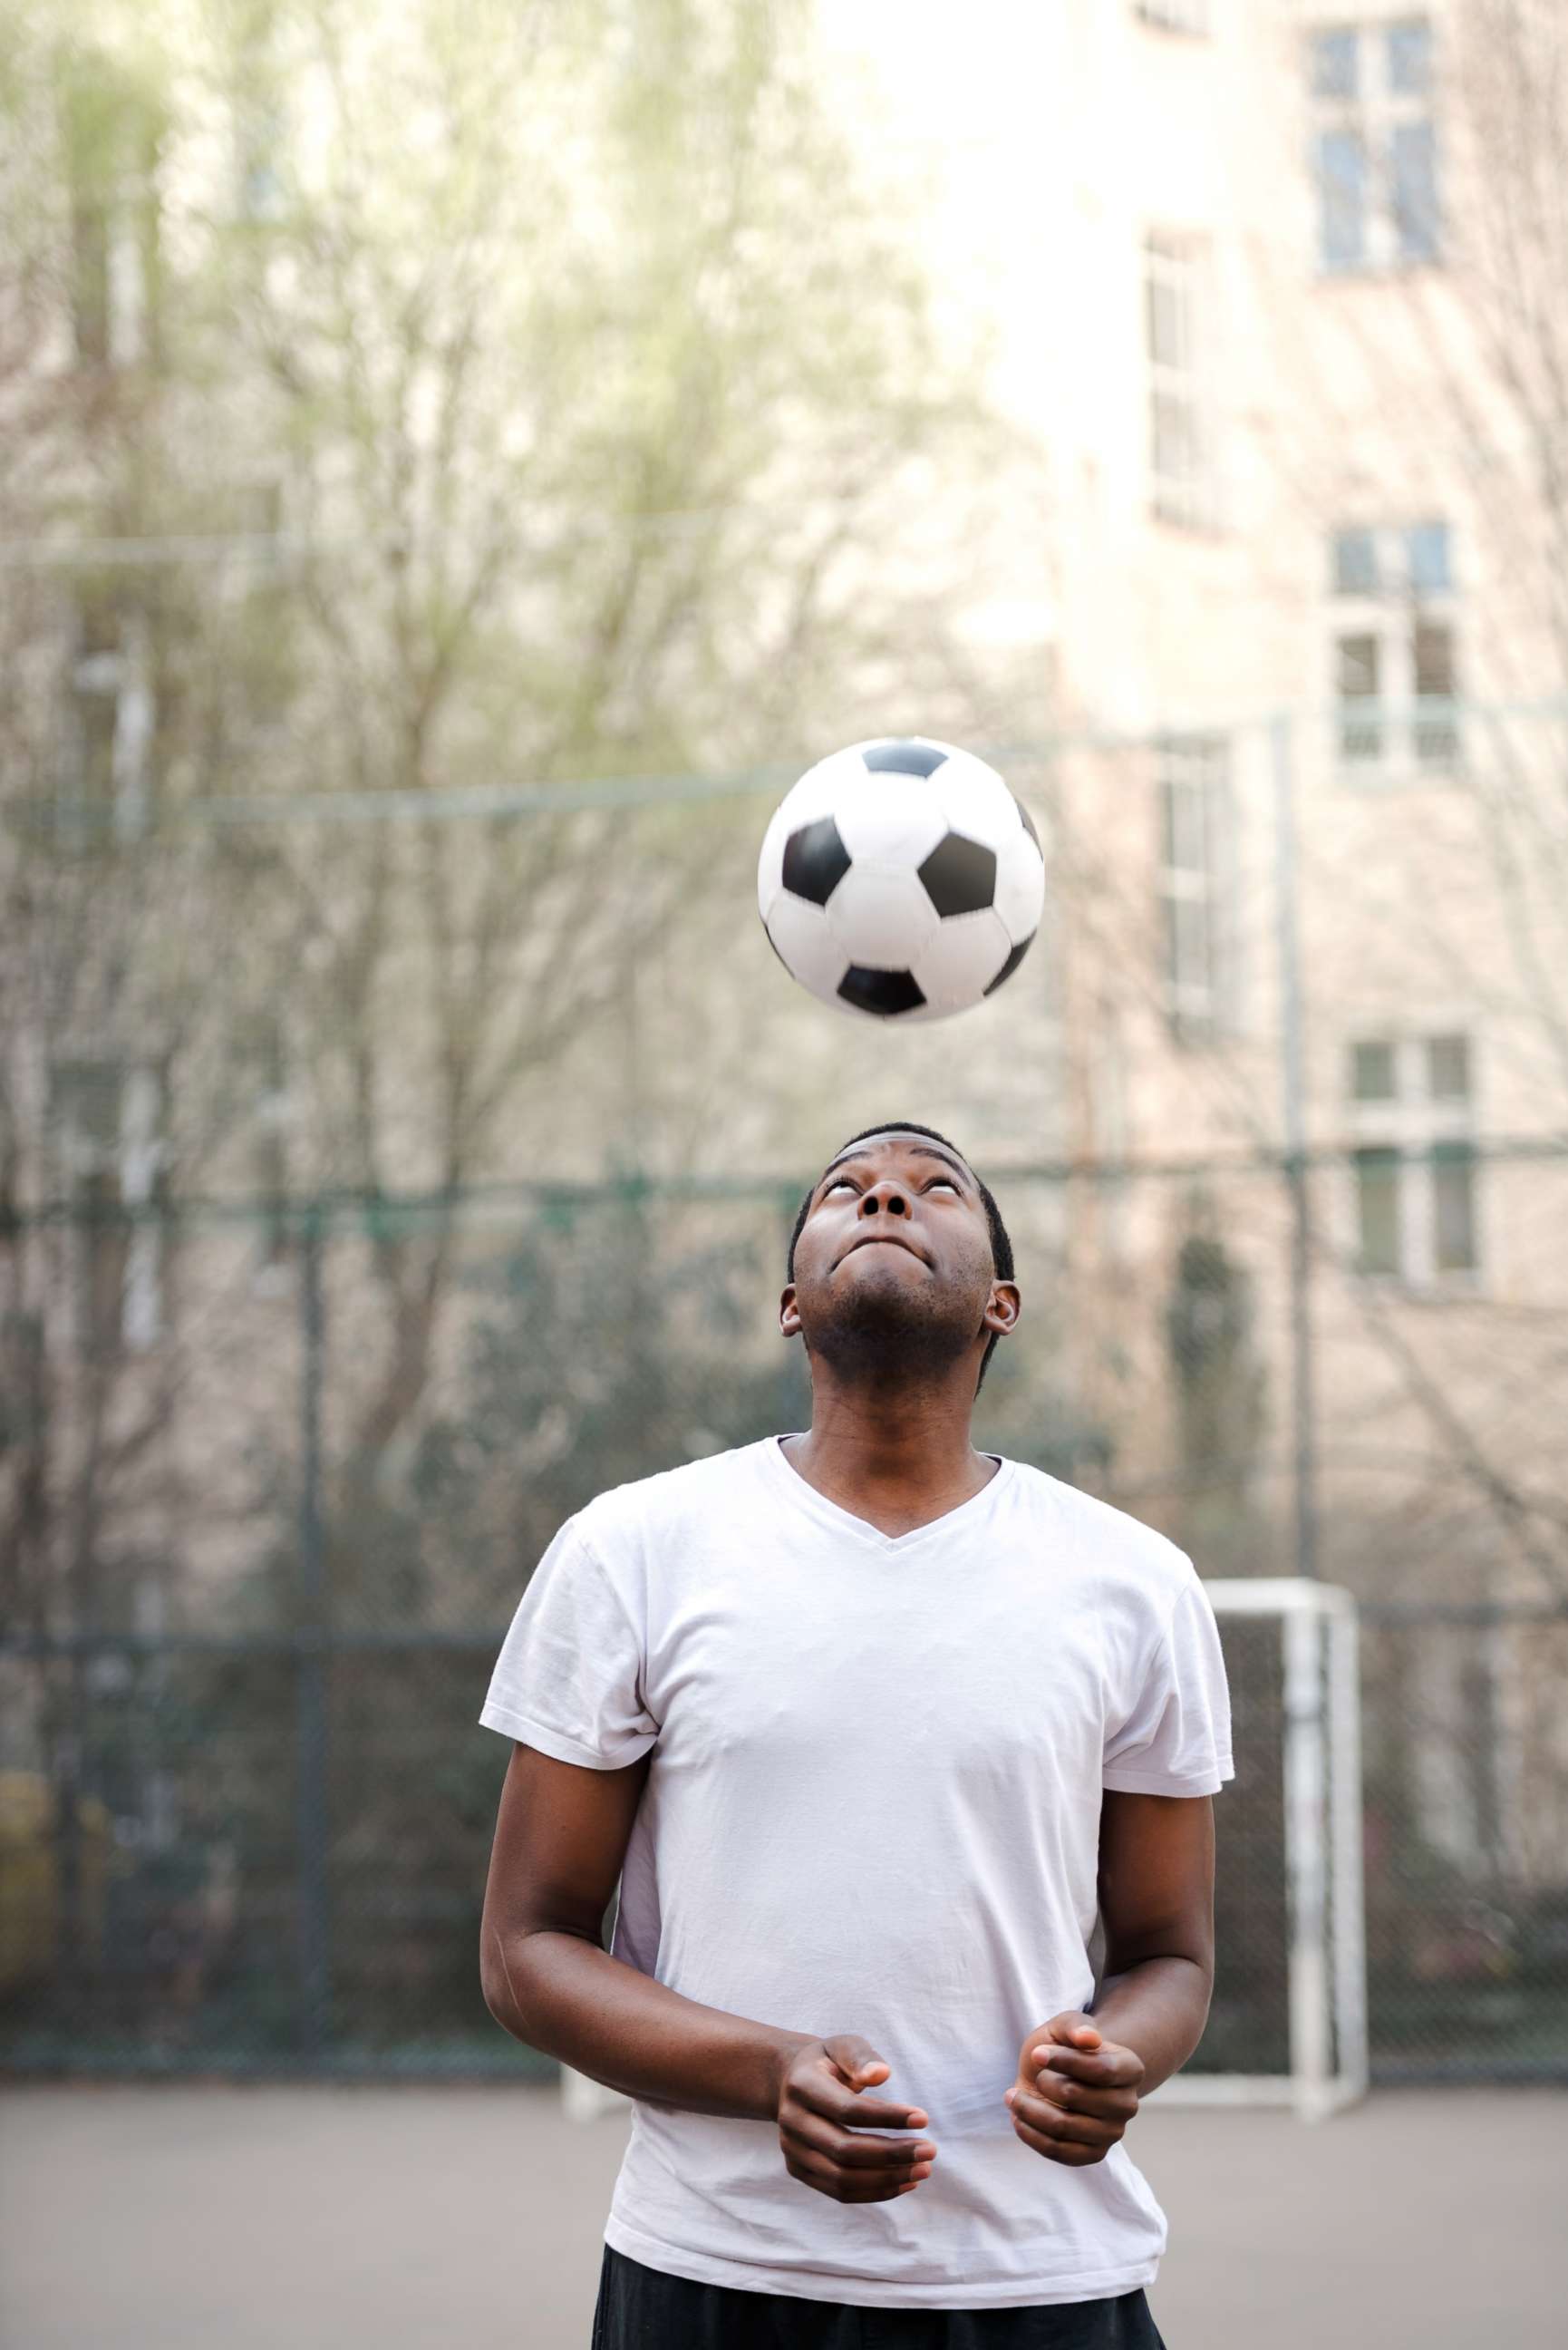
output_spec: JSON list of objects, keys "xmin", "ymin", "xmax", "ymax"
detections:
[
  {"xmin": 1101, "ymin": 1571, "xmax": 1234, "ymax": 1796},
  {"xmin": 479, "ymin": 1518, "xmax": 660, "ymax": 1770}
]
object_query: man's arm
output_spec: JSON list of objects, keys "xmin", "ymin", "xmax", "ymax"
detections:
[
  {"xmin": 480, "ymin": 1740, "xmax": 811, "ymax": 2121},
  {"xmin": 1089, "ymin": 1787, "xmax": 1216, "ymax": 2092},
  {"xmin": 1003, "ymin": 1791, "xmax": 1216, "ymax": 2161},
  {"xmin": 481, "ymin": 1741, "xmax": 939, "ymax": 2203}
]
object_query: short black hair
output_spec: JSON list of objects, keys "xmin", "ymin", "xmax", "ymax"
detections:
[{"xmin": 786, "ymin": 1120, "xmax": 1015, "ymax": 1394}]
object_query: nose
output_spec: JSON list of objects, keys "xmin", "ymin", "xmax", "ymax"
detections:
[{"xmin": 858, "ymin": 1179, "xmax": 911, "ymax": 1220}]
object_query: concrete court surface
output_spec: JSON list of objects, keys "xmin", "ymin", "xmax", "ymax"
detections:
[{"xmin": 1, "ymin": 2084, "xmax": 1563, "ymax": 2350}]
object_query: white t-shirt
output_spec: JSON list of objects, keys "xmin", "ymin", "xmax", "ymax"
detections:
[{"xmin": 479, "ymin": 1435, "xmax": 1234, "ymax": 2311}]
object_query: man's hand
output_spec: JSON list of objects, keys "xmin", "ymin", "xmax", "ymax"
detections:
[
  {"xmin": 774, "ymin": 2034, "xmax": 937, "ymax": 2204},
  {"xmin": 1003, "ymin": 2011, "xmax": 1145, "ymax": 2166}
]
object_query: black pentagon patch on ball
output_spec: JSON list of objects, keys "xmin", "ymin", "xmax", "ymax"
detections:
[
  {"xmin": 917, "ymin": 831, "xmax": 997, "ymax": 918},
  {"xmin": 983, "ymin": 931, "xmax": 1035, "ymax": 997},
  {"xmin": 1017, "ymin": 798, "xmax": 1040, "ymax": 850},
  {"xmin": 861, "ymin": 739, "xmax": 949, "ymax": 778},
  {"xmin": 781, "ymin": 815, "xmax": 851, "ymax": 905},
  {"xmin": 838, "ymin": 966, "xmax": 926, "ymax": 1017}
]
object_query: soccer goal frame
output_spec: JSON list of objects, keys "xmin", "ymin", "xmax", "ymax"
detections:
[
  {"xmin": 1142, "ymin": 1577, "xmax": 1368, "ymax": 2123},
  {"xmin": 562, "ymin": 1576, "xmax": 1367, "ymax": 2129}
]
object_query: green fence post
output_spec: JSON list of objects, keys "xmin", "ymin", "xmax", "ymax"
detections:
[{"xmin": 295, "ymin": 1207, "xmax": 331, "ymax": 2054}]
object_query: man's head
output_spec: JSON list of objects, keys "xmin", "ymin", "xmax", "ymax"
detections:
[{"xmin": 781, "ymin": 1122, "xmax": 1020, "ymax": 1399}]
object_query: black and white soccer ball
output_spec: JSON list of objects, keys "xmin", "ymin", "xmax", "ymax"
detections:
[{"xmin": 757, "ymin": 737, "xmax": 1044, "ymax": 1022}]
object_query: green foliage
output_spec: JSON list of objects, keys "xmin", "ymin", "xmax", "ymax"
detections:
[{"xmin": 405, "ymin": 1198, "xmax": 811, "ymax": 1617}]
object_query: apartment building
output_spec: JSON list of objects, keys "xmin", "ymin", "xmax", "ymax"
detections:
[{"xmin": 827, "ymin": 0, "xmax": 1568, "ymax": 1885}]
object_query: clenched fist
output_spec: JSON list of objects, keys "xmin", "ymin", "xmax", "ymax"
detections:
[
  {"xmin": 1004, "ymin": 2011, "xmax": 1145, "ymax": 2166},
  {"xmin": 773, "ymin": 2034, "xmax": 937, "ymax": 2204}
]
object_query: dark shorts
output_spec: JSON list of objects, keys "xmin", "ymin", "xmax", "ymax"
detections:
[{"xmin": 590, "ymin": 2243, "xmax": 1168, "ymax": 2350}]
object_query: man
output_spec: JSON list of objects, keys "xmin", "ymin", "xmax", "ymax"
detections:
[{"xmin": 479, "ymin": 1121, "xmax": 1234, "ymax": 2346}]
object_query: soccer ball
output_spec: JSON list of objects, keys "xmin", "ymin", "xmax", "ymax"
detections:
[{"xmin": 757, "ymin": 737, "xmax": 1044, "ymax": 1022}]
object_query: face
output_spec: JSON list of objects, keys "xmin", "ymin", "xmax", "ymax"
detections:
[{"xmin": 780, "ymin": 1131, "xmax": 1021, "ymax": 1389}]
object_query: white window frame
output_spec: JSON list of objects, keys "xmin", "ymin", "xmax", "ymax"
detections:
[
  {"xmin": 1157, "ymin": 733, "xmax": 1235, "ymax": 1043},
  {"xmin": 1329, "ymin": 520, "xmax": 1458, "ymax": 784},
  {"xmin": 1309, "ymin": 16, "xmax": 1440, "ymax": 276},
  {"xmin": 1144, "ymin": 230, "xmax": 1217, "ymax": 529},
  {"xmin": 1345, "ymin": 1031, "xmax": 1479, "ymax": 1287}
]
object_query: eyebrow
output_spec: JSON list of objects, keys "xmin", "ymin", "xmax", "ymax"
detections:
[{"xmin": 817, "ymin": 1143, "xmax": 973, "ymax": 1192}]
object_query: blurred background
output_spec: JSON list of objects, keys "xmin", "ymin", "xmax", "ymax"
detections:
[{"xmin": 1, "ymin": 0, "xmax": 1565, "ymax": 2342}]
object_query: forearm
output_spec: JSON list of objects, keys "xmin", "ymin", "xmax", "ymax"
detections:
[
  {"xmin": 486, "ymin": 1925, "xmax": 814, "ymax": 2122},
  {"xmin": 1089, "ymin": 1953, "xmax": 1213, "ymax": 2095}
]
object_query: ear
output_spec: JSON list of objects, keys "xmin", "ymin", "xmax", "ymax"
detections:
[
  {"xmin": 779, "ymin": 1282, "xmax": 802, "ymax": 1340},
  {"xmin": 983, "ymin": 1280, "xmax": 1021, "ymax": 1340}
]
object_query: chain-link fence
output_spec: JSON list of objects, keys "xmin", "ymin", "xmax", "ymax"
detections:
[
  {"xmin": 3, "ymin": 1150, "xmax": 1566, "ymax": 2083},
  {"xmin": 6, "ymin": 0, "xmax": 1568, "ymax": 2105},
  {"xmin": 5, "ymin": 686, "xmax": 1568, "ymax": 2085}
]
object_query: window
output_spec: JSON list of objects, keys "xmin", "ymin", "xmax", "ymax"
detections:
[
  {"xmin": 1312, "ymin": 29, "xmax": 1360, "ymax": 97},
  {"xmin": 1337, "ymin": 631, "xmax": 1381, "ymax": 760},
  {"xmin": 1430, "ymin": 1141, "xmax": 1476, "ymax": 1271},
  {"xmin": 1352, "ymin": 1146, "xmax": 1402, "ymax": 1274},
  {"xmin": 1309, "ymin": 19, "xmax": 1439, "ymax": 273},
  {"xmin": 1329, "ymin": 520, "xmax": 1457, "ymax": 775},
  {"xmin": 63, "ymin": 65, "xmax": 162, "ymax": 368},
  {"xmin": 70, "ymin": 184, "xmax": 111, "ymax": 367},
  {"xmin": 62, "ymin": 589, "xmax": 156, "ymax": 841},
  {"xmin": 1350, "ymin": 1039, "xmax": 1396, "ymax": 1101},
  {"xmin": 1144, "ymin": 232, "xmax": 1215, "ymax": 528},
  {"xmin": 1387, "ymin": 19, "xmax": 1432, "ymax": 94},
  {"xmin": 1318, "ymin": 129, "xmax": 1369, "ymax": 268},
  {"xmin": 1411, "ymin": 618, "xmax": 1455, "ymax": 762},
  {"xmin": 235, "ymin": 95, "xmax": 286, "ymax": 224},
  {"xmin": 227, "ymin": 12, "xmax": 287, "ymax": 225},
  {"xmin": 1427, "ymin": 1033, "xmax": 1469, "ymax": 1099},
  {"xmin": 1157, "ymin": 735, "xmax": 1234, "ymax": 1042},
  {"xmin": 1333, "ymin": 529, "xmax": 1378, "ymax": 595},
  {"xmin": 52, "ymin": 1059, "xmax": 168, "ymax": 1354},
  {"xmin": 1346, "ymin": 1033, "xmax": 1477, "ymax": 1281},
  {"xmin": 1136, "ymin": 0, "xmax": 1209, "ymax": 31}
]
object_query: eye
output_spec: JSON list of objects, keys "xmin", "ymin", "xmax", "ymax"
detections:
[
  {"xmin": 924, "ymin": 1176, "xmax": 960, "ymax": 1193},
  {"xmin": 823, "ymin": 1176, "xmax": 857, "ymax": 1197}
]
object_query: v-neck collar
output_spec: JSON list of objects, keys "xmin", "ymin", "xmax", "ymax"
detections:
[{"xmin": 758, "ymin": 1432, "xmax": 1013, "ymax": 1555}]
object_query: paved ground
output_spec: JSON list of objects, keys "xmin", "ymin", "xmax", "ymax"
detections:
[{"xmin": 1, "ymin": 2083, "xmax": 1563, "ymax": 2348}]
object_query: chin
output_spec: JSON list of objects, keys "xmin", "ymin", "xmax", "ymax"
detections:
[
  {"xmin": 806, "ymin": 1278, "xmax": 974, "ymax": 1377},
  {"xmin": 842, "ymin": 1245, "xmax": 927, "ymax": 1277}
]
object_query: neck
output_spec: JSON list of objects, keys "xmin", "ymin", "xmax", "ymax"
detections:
[{"xmin": 783, "ymin": 1363, "xmax": 995, "ymax": 1536}]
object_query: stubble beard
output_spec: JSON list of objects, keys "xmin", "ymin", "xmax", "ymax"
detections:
[{"xmin": 804, "ymin": 1260, "xmax": 982, "ymax": 1393}]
